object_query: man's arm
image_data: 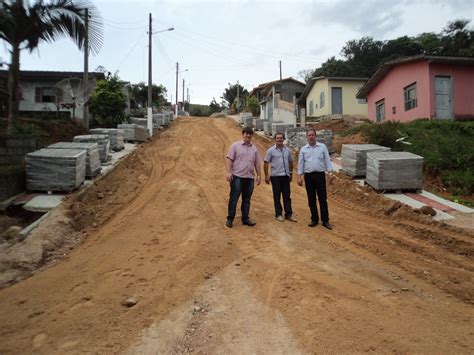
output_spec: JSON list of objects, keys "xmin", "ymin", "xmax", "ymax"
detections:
[
  {"xmin": 226, "ymin": 158, "xmax": 233, "ymax": 182},
  {"xmin": 255, "ymin": 151, "xmax": 262, "ymax": 186},
  {"xmin": 297, "ymin": 149, "xmax": 305, "ymax": 186},
  {"xmin": 323, "ymin": 146, "xmax": 335, "ymax": 185},
  {"xmin": 288, "ymin": 150, "xmax": 294, "ymax": 182},
  {"xmin": 264, "ymin": 161, "xmax": 270, "ymax": 184}
]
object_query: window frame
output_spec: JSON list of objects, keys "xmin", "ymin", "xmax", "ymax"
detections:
[
  {"xmin": 375, "ymin": 99, "xmax": 385, "ymax": 122},
  {"xmin": 404, "ymin": 82, "xmax": 417, "ymax": 111},
  {"xmin": 319, "ymin": 91, "xmax": 325, "ymax": 108}
]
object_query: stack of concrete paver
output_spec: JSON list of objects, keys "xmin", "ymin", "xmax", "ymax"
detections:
[
  {"xmin": 73, "ymin": 134, "xmax": 111, "ymax": 163},
  {"xmin": 153, "ymin": 114, "xmax": 169, "ymax": 127},
  {"xmin": 89, "ymin": 128, "xmax": 124, "ymax": 151},
  {"xmin": 253, "ymin": 118, "xmax": 266, "ymax": 131},
  {"xmin": 285, "ymin": 127, "xmax": 307, "ymax": 148},
  {"xmin": 272, "ymin": 123, "xmax": 294, "ymax": 137},
  {"xmin": 162, "ymin": 111, "xmax": 174, "ymax": 121},
  {"xmin": 25, "ymin": 148, "xmax": 86, "ymax": 192},
  {"xmin": 117, "ymin": 123, "xmax": 148, "ymax": 142},
  {"xmin": 366, "ymin": 151, "xmax": 424, "ymax": 191},
  {"xmin": 244, "ymin": 117, "xmax": 254, "ymax": 128},
  {"xmin": 341, "ymin": 144, "xmax": 391, "ymax": 177},
  {"xmin": 316, "ymin": 130, "xmax": 334, "ymax": 154},
  {"xmin": 48, "ymin": 142, "xmax": 101, "ymax": 178},
  {"xmin": 240, "ymin": 113, "xmax": 252, "ymax": 125},
  {"xmin": 129, "ymin": 117, "xmax": 147, "ymax": 127}
]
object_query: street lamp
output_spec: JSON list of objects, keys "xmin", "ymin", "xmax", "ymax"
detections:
[{"xmin": 148, "ymin": 13, "xmax": 174, "ymax": 137}]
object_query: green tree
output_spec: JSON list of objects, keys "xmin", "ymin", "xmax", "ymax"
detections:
[
  {"xmin": 130, "ymin": 82, "xmax": 168, "ymax": 109},
  {"xmin": 89, "ymin": 74, "xmax": 127, "ymax": 127},
  {"xmin": 440, "ymin": 19, "xmax": 474, "ymax": 56},
  {"xmin": 0, "ymin": 0, "xmax": 104, "ymax": 134},
  {"xmin": 245, "ymin": 95, "xmax": 260, "ymax": 116},
  {"xmin": 209, "ymin": 97, "xmax": 222, "ymax": 114},
  {"xmin": 221, "ymin": 82, "xmax": 248, "ymax": 108},
  {"xmin": 312, "ymin": 57, "xmax": 355, "ymax": 78}
]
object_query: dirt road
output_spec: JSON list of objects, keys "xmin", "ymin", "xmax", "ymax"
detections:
[{"xmin": 0, "ymin": 117, "xmax": 473, "ymax": 353}]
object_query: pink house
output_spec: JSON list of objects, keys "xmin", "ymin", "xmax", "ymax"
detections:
[{"xmin": 357, "ymin": 55, "xmax": 474, "ymax": 122}]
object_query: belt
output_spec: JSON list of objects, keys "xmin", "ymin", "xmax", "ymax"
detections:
[{"xmin": 308, "ymin": 171, "xmax": 324, "ymax": 174}]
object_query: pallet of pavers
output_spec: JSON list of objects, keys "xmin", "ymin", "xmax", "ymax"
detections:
[
  {"xmin": 89, "ymin": 128, "xmax": 125, "ymax": 151},
  {"xmin": 272, "ymin": 123, "xmax": 293, "ymax": 137},
  {"xmin": 117, "ymin": 123, "xmax": 148, "ymax": 142},
  {"xmin": 253, "ymin": 118, "xmax": 265, "ymax": 131},
  {"xmin": 129, "ymin": 117, "xmax": 147, "ymax": 127},
  {"xmin": 341, "ymin": 144, "xmax": 391, "ymax": 177},
  {"xmin": 316, "ymin": 130, "xmax": 334, "ymax": 154},
  {"xmin": 25, "ymin": 148, "xmax": 86, "ymax": 192},
  {"xmin": 366, "ymin": 151, "xmax": 424, "ymax": 191},
  {"xmin": 285, "ymin": 127, "xmax": 307, "ymax": 148},
  {"xmin": 244, "ymin": 116, "xmax": 254, "ymax": 128},
  {"xmin": 73, "ymin": 134, "xmax": 111, "ymax": 163},
  {"xmin": 48, "ymin": 142, "xmax": 101, "ymax": 178}
]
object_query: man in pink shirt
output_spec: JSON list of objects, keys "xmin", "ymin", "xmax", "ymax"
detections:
[{"xmin": 225, "ymin": 127, "xmax": 262, "ymax": 228}]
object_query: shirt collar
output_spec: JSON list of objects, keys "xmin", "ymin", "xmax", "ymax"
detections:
[{"xmin": 241, "ymin": 140, "xmax": 253, "ymax": 146}]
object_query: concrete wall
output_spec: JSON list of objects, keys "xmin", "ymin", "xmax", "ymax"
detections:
[
  {"xmin": 280, "ymin": 81, "xmax": 306, "ymax": 102},
  {"xmin": 0, "ymin": 136, "xmax": 37, "ymax": 201}
]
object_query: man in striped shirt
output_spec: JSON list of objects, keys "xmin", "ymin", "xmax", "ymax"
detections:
[{"xmin": 297, "ymin": 128, "xmax": 334, "ymax": 229}]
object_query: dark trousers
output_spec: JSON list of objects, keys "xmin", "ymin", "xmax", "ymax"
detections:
[
  {"xmin": 270, "ymin": 175, "xmax": 293, "ymax": 217},
  {"xmin": 304, "ymin": 172, "xmax": 329, "ymax": 223},
  {"xmin": 227, "ymin": 176, "xmax": 255, "ymax": 222}
]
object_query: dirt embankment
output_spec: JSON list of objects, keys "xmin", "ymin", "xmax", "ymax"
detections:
[{"xmin": 0, "ymin": 117, "xmax": 473, "ymax": 354}]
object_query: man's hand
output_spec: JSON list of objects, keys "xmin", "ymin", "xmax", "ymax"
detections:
[
  {"xmin": 226, "ymin": 173, "xmax": 233, "ymax": 182},
  {"xmin": 265, "ymin": 176, "xmax": 270, "ymax": 185},
  {"xmin": 329, "ymin": 173, "xmax": 335, "ymax": 185},
  {"xmin": 256, "ymin": 176, "xmax": 262, "ymax": 186},
  {"xmin": 297, "ymin": 175, "xmax": 303, "ymax": 186},
  {"xmin": 289, "ymin": 174, "xmax": 293, "ymax": 183}
]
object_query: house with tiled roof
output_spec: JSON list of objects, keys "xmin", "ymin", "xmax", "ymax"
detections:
[{"xmin": 356, "ymin": 55, "xmax": 474, "ymax": 122}]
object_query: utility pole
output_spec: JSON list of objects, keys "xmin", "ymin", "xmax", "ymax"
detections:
[
  {"xmin": 83, "ymin": 8, "xmax": 89, "ymax": 129},
  {"xmin": 146, "ymin": 13, "xmax": 154, "ymax": 136},
  {"xmin": 182, "ymin": 78, "xmax": 185, "ymax": 112},
  {"xmin": 237, "ymin": 80, "xmax": 240, "ymax": 114},
  {"xmin": 279, "ymin": 60, "xmax": 282, "ymax": 81},
  {"xmin": 175, "ymin": 62, "xmax": 179, "ymax": 116},
  {"xmin": 187, "ymin": 87, "xmax": 189, "ymax": 108}
]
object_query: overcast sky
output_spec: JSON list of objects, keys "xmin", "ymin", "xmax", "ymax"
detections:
[{"xmin": 1, "ymin": 0, "xmax": 473, "ymax": 105}]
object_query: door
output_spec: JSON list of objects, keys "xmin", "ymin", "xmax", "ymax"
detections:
[
  {"xmin": 331, "ymin": 87, "xmax": 342, "ymax": 114},
  {"xmin": 435, "ymin": 76, "xmax": 452, "ymax": 120}
]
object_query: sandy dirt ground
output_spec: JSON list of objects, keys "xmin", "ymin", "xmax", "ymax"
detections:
[{"xmin": 0, "ymin": 117, "xmax": 473, "ymax": 354}]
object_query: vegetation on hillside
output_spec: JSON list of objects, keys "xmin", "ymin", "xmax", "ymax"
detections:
[{"xmin": 343, "ymin": 120, "xmax": 474, "ymax": 197}]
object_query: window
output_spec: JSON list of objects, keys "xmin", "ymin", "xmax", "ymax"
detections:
[
  {"xmin": 309, "ymin": 100, "xmax": 314, "ymax": 116},
  {"xmin": 375, "ymin": 99, "xmax": 385, "ymax": 122},
  {"xmin": 35, "ymin": 87, "xmax": 62, "ymax": 103},
  {"xmin": 404, "ymin": 83, "xmax": 417, "ymax": 111},
  {"xmin": 319, "ymin": 91, "xmax": 325, "ymax": 108}
]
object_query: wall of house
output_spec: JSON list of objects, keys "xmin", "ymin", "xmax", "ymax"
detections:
[
  {"xmin": 273, "ymin": 108, "xmax": 296, "ymax": 125},
  {"xmin": 429, "ymin": 63, "xmax": 474, "ymax": 120},
  {"xmin": 281, "ymin": 81, "xmax": 305, "ymax": 102},
  {"xmin": 328, "ymin": 80, "xmax": 368, "ymax": 116},
  {"xmin": 306, "ymin": 79, "xmax": 329, "ymax": 117},
  {"xmin": 19, "ymin": 80, "xmax": 85, "ymax": 119},
  {"xmin": 367, "ymin": 62, "xmax": 431, "ymax": 122}
]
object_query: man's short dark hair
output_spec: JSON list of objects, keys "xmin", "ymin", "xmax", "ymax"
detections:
[
  {"xmin": 242, "ymin": 127, "xmax": 254, "ymax": 135},
  {"xmin": 274, "ymin": 132, "xmax": 285, "ymax": 139},
  {"xmin": 306, "ymin": 128, "xmax": 316, "ymax": 135}
]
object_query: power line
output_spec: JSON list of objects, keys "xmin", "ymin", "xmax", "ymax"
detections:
[{"xmin": 115, "ymin": 29, "xmax": 147, "ymax": 73}]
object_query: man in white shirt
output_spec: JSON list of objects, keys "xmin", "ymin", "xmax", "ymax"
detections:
[
  {"xmin": 264, "ymin": 132, "xmax": 297, "ymax": 222},
  {"xmin": 297, "ymin": 128, "xmax": 334, "ymax": 229}
]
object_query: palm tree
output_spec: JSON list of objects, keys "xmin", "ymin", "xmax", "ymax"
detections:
[{"xmin": 0, "ymin": 0, "xmax": 103, "ymax": 134}]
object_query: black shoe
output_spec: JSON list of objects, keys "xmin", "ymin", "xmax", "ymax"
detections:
[
  {"xmin": 226, "ymin": 219, "xmax": 233, "ymax": 228},
  {"xmin": 242, "ymin": 219, "xmax": 256, "ymax": 226},
  {"xmin": 322, "ymin": 222, "xmax": 332, "ymax": 230},
  {"xmin": 308, "ymin": 221, "xmax": 318, "ymax": 227}
]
